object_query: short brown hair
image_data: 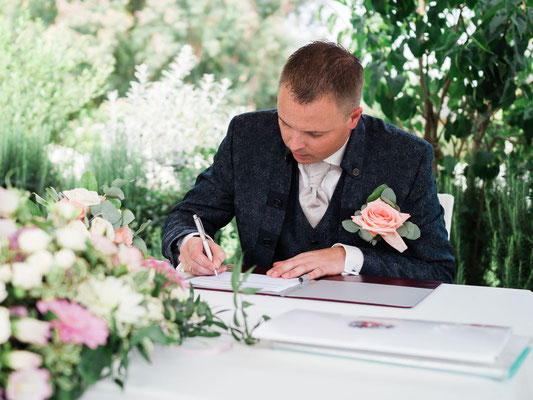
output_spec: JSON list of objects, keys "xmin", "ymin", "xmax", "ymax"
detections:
[{"xmin": 279, "ymin": 41, "xmax": 364, "ymax": 113}]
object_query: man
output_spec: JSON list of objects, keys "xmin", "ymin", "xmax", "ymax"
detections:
[{"xmin": 162, "ymin": 41, "xmax": 455, "ymax": 283}]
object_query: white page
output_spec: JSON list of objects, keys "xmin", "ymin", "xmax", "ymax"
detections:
[{"xmin": 189, "ymin": 272, "xmax": 300, "ymax": 294}]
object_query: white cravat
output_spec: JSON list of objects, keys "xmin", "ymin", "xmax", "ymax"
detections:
[{"xmin": 299, "ymin": 161, "xmax": 332, "ymax": 228}]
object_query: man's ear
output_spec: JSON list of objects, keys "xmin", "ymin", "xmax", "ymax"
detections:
[{"xmin": 348, "ymin": 107, "xmax": 363, "ymax": 129}]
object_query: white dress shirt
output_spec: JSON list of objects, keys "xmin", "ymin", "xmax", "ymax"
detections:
[
  {"xmin": 178, "ymin": 138, "xmax": 365, "ymax": 275},
  {"xmin": 297, "ymin": 139, "xmax": 364, "ymax": 275}
]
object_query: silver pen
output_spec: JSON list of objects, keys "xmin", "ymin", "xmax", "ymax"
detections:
[{"xmin": 193, "ymin": 214, "xmax": 218, "ymax": 277}]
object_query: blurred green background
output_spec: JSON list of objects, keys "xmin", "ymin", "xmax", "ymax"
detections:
[{"xmin": 1, "ymin": 0, "xmax": 531, "ymax": 289}]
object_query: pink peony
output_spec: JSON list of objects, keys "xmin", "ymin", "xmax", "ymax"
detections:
[
  {"xmin": 90, "ymin": 235, "xmax": 118, "ymax": 256},
  {"xmin": 114, "ymin": 227, "xmax": 133, "ymax": 246},
  {"xmin": 36, "ymin": 299, "xmax": 108, "ymax": 349},
  {"xmin": 142, "ymin": 257, "xmax": 188, "ymax": 289},
  {"xmin": 6, "ymin": 368, "xmax": 52, "ymax": 400},
  {"xmin": 352, "ymin": 198, "xmax": 411, "ymax": 253}
]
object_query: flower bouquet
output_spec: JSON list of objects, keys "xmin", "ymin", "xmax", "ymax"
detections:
[
  {"xmin": 0, "ymin": 173, "xmax": 224, "ymax": 399},
  {"xmin": 342, "ymin": 184, "xmax": 421, "ymax": 253}
]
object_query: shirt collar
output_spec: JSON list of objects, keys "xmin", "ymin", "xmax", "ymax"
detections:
[{"xmin": 323, "ymin": 136, "xmax": 350, "ymax": 166}]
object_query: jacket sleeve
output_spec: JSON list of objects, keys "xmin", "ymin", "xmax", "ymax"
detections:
[
  {"xmin": 161, "ymin": 118, "xmax": 237, "ymax": 266},
  {"xmin": 358, "ymin": 144, "xmax": 456, "ymax": 283}
]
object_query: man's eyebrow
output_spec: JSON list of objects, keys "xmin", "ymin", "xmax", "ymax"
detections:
[{"xmin": 278, "ymin": 115, "xmax": 331, "ymax": 134}]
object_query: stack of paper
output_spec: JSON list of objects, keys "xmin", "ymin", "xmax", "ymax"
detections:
[
  {"xmin": 254, "ymin": 309, "xmax": 531, "ymax": 379},
  {"xmin": 189, "ymin": 272, "xmax": 301, "ymax": 294}
]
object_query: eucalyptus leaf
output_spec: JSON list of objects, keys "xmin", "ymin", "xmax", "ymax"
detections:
[
  {"xmin": 122, "ymin": 209, "xmax": 135, "ymax": 225},
  {"xmin": 381, "ymin": 196, "xmax": 401, "ymax": 211},
  {"xmin": 404, "ymin": 221, "xmax": 421, "ymax": 240},
  {"xmin": 354, "ymin": 210, "xmax": 361, "ymax": 216},
  {"xmin": 109, "ymin": 198, "xmax": 121, "ymax": 209},
  {"xmin": 91, "ymin": 201, "xmax": 121, "ymax": 225},
  {"xmin": 366, "ymin": 184, "xmax": 388, "ymax": 202},
  {"xmin": 241, "ymin": 287, "xmax": 261, "ymax": 295},
  {"xmin": 397, "ymin": 224, "xmax": 408, "ymax": 237},
  {"xmin": 133, "ymin": 237, "xmax": 148, "ymax": 254},
  {"xmin": 111, "ymin": 178, "xmax": 129, "ymax": 188},
  {"xmin": 380, "ymin": 187, "xmax": 397, "ymax": 204},
  {"xmin": 104, "ymin": 186, "xmax": 125, "ymax": 201},
  {"xmin": 358, "ymin": 229, "xmax": 374, "ymax": 242},
  {"xmin": 134, "ymin": 220, "xmax": 151, "ymax": 236},
  {"xmin": 342, "ymin": 219, "xmax": 360, "ymax": 233}
]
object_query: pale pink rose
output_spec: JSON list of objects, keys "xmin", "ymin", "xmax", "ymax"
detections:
[
  {"xmin": 142, "ymin": 257, "xmax": 188, "ymax": 289},
  {"xmin": 6, "ymin": 368, "xmax": 52, "ymax": 400},
  {"xmin": 114, "ymin": 227, "xmax": 133, "ymax": 246},
  {"xmin": 56, "ymin": 197, "xmax": 86, "ymax": 220},
  {"xmin": 62, "ymin": 188, "xmax": 101, "ymax": 207},
  {"xmin": 352, "ymin": 198, "xmax": 411, "ymax": 253},
  {"xmin": 7, "ymin": 351, "xmax": 43, "ymax": 370},
  {"xmin": 90, "ymin": 217, "xmax": 115, "ymax": 240},
  {"xmin": 90, "ymin": 235, "xmax": 118, "ymax": 256},
  {"xmin": 0, "ymin": 187, "xmax": 19, "ymax": 218},
  {"xmin": 13, "ymin": 318, "xmax": 51, "ymax": 346},
  {"xmin": 115, "ymin": 244, "xmax": 143, "ymax": 271},
  {"xmin": 0, "ymin": 218, "xmax": 17, "ymax": 238},
  {"xmin": 37, "ymin": 299, "xmax": 108, "ymax": 349}
]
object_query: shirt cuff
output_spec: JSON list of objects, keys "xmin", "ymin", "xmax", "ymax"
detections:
[{"xmin": 332, "ymin": 243, "xmax": 364, "ymax": 275}]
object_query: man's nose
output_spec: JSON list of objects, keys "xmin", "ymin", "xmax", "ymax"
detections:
[{"xmin": 286, "ymin": 131, "xmax": 306, "ymax": 151}]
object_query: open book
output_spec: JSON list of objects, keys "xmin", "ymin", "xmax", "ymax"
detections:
[{"xmin": 189, "ymin": 272, "xmax": 302, "ymax": 294}]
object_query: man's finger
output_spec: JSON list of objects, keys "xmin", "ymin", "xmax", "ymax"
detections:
[{"xmin": 209, "ymin": 241, "xmax": 226, "ymax": 268}]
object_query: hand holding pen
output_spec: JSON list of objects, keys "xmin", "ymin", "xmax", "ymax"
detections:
[{"xmin": 193, "ymin": 214, "xmax": 219, "ymax": 277}]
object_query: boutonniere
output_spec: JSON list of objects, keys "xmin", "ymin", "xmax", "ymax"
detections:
[{"xmin": 342, "ymin": 184, "xmax": 420, "ymax": 253}]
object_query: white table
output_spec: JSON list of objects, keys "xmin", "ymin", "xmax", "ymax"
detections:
[{"xmin": 83, "ymin": 283, "xmax": 533, "ymax": 400}]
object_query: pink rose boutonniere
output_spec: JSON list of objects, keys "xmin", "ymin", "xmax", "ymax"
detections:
[{"xmin": 342, "ymin": 184, "xmax": 420, "ymax": 253}]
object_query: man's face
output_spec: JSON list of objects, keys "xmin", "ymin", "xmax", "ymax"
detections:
[{"xmin": 277, "ymin": 85, "xmax": 362, "ymax": 164}]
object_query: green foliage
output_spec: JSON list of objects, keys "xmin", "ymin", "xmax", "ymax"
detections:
[
  {"xmin": 36, "ymin": 0, "xmax": 302, "ymax": 110},
  {"xmin": 334, "ymin": 0, "xmax": 532, "ymax": 286},
  {"xmin": 0, "ymin": 10, "xmax": 112, "ymax": 194}
]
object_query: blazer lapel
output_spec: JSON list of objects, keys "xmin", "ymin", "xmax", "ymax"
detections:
[{"xmin": 339, "ymin": 117, "xmax": 369, "ymax": 244}]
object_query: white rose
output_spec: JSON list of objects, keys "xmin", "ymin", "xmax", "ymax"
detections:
[
  {"xmin": 0, "ymin": 281, "xmax": 7, "ymax": 303},
  {"xmin": 0, "ymin": 264, "xmax": 12, "ymax": 282},
  {"xmin": 56, "ymin": 225, "xmax": 88, "ymax": 251},
  {"xmin": 146, "ymin": 297, "xmax": 164, "ymax": 322},
  {"xmin": 0, "ymin": 187, "xmax": 19, "ymax": 217},
  {"xmin": 55, "ymin": 200, "xmax": 80, "ymax": 220},
  {"xmin": 26, "ymin": 250, "xmax": 54, "ymax": 275},
  {"xmin": 13, "ymin": 318, "xmax": 50, "ymax": 345},
  {"xmin": 12, "ymin": 263, "xmax": 43, "ymax": 289},
  {"xmin": 0, "ymin": 218, "xmax": 17, "ymax": 237},
  {"xmin": 63, "ymin": 188, "xmax": 101, "ymax": 207},
  {"xmin": 0, "ymin": 306, "xmax": 10, "ymax": 344},
  {"xmin": 67, "ymin": 219, "xmax": 90, "ymax": 235},
  {"xmin": 90, "ymin": 217, "xmax": 115, "ymax": 240},
  {"xmin": 54, "ymin": 249, "xmax": 76, "ymax": 269},
  {"xmin": 7, "ymin": 350, "xmax": 43, "ymax": 369},
  {"xmin": 18, "ymin": 229, "xmax": 51, "ymax": 253}
]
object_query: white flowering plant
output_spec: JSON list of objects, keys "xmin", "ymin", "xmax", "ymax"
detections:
[{"xmin": 0, "ymin": 173, "xmax": 226, "ymax": 399}]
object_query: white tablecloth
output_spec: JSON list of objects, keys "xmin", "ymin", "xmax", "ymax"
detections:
[{"xmin": 83, "ymin": 283, "xmax": 533, "ymax": 400}]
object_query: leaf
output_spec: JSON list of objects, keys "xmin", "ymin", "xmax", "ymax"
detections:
[
  {"xmin": 131, "ymin": 325, "xmax": 170, "ymax": 346},
  {"xmin": 77, "ymin": 346, "xmax": 112, "ymax": 385},
  {"xmin": 380, "ymin": 187, "xmax": 397, "ymax": 204},
  {"xmin": 233, "ymin": 312, "xmax": 240, "ymax": 327},
  {"xmin": 397, "ymin": 224, "xmax": 408, "ymax": 237},
  {"xmin": 108, "ymin": 198, "xmax": 121, "ymax": 209},
  {"xmin": 231, "ymin": 262, "xmax": 242, "ymax": 292},
  {"xmin": 240, "ymin": 287, "xmax": 261, "ymax": 295},
  {"xmin": 134, "ymin": 220, "xmax": 151, "ymax": 236},
  {"xmin": 34, "ymin": 193, "xmax": 49, "ymax": 208},
  {"xmin": 111, "ymin": 178, "xmax": 129, "ymax": 188},
  {"xmin": 133, "ymin": 237, "xmax": 148, "ymax": 254},
  {"xmin": 366, "ymin": 184, "xmax": 389, "ymax": 202},
  {"xmin": 80, "ymin": 171, "xmax": 98, "ymax": 192},
  {"xmin": 380, "ymin": 196, "xmax": 400, "ymax": 211},
  {"xmin": 25, "ymin": 199, "xmax": 42, "ymax": 217},
  {"xmin": 103, "ymin": 186, "xmax": 125, "ymax": 201},
  {"xmin": 471, "ymin": 34, "xmax": 493, "ymax": 54},
  {"xmin": 242, "ymin": 301, "xmax": 253, "ymax": 308},
  {"xmin": 358, "ymin": 229, "xmax": 374, "ymax": 242},
  {"xmin": 45, "ymin": 187, "xmax": 59, "ymax": 202},
  {"xmin": 403, "ymin": 221, "xmax": 421, "ymax": 240},
  {"xmin": 90, "ymin": 201, "xmax": 121, "ymax": 224},
  {"xmin": 342, "ymin": 219, "xmax": 360, "ymax": 233},
  {"xmin": 122, "ymin": 209, "xmax": 135, "ymax": 225},
  {"xmin": 385, "ymin": 75, "xmax": 406, "ymax": 97},
  {"xmin": 242, "ymin": 266, "xmax": 255, "ymax": 283}
]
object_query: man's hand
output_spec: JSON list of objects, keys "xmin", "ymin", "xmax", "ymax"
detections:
[
  {"xmin": 179, "ymin": 237, "xmax": 227, "ymax": 275},
  {"xmin": 266, "ymin": 247, "xmax": 346, "ymax": 280}
]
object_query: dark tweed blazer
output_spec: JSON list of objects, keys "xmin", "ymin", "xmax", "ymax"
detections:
[{"xmin": 162, "ymin": 110, "xmax": 456, "ymax": 283}]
